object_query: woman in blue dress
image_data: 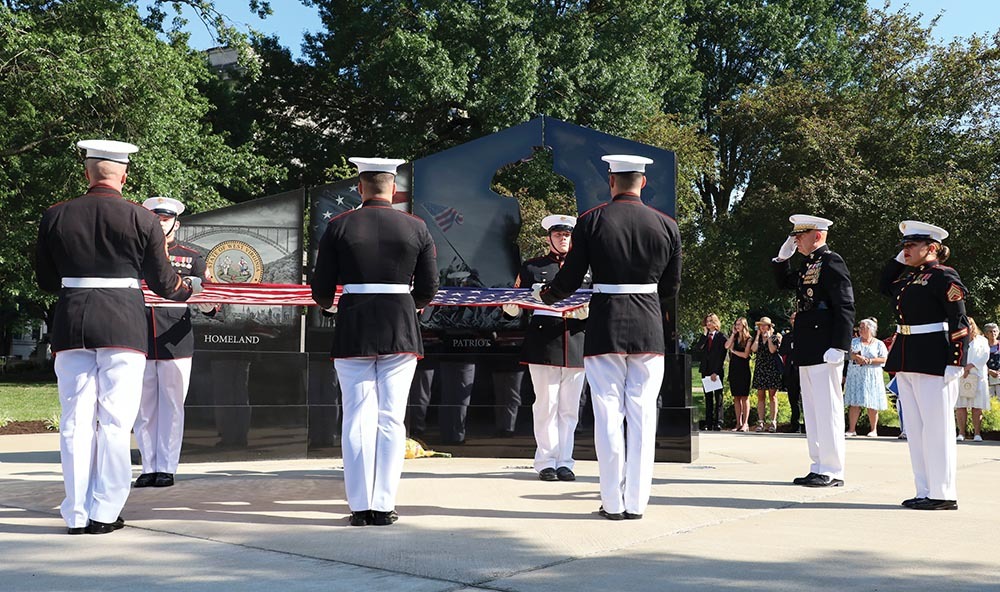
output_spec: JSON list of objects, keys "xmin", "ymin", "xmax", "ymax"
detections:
[{"xmin": 845, "ymin": 318, "xmax": 889, "ymax": 437}]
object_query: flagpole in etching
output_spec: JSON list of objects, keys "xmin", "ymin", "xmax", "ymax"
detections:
[{"xmin": 417, "ymin": 202, "xmax": 473, "ymax": 274}]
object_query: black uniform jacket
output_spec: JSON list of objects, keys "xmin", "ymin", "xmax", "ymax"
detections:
[
  {"xmin": 540, "ymin": 193, "xmax": 682, "ymax": 357},
  {"xmin": 35, "ymin": 185, "xmax": 192, "ymax": 354},
  {"xmin": 696, "ymin": 331, "xmax": 727, "ymax": 378},
  {"xmin": 772, "ymin": 244, "xmax": 855, "ymax": 367},
  {"xmin": 879, "ymin": 258, "xmax": 970, "ymax": 375},
  {"xmin": 515, "ymin": 253, "xmax": 591, "ymax": 367},
  {"xmin": 311, "ymin": 199, "xmax": 438, "ymax": 358},
  {"xmin": 146, "ymin": 242, "xmax": 212, "ymax": 360}
]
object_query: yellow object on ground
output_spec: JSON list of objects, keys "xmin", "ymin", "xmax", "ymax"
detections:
[{"xmin": 404, "ymin": 438, "xmax": 452, "ymax": 459}]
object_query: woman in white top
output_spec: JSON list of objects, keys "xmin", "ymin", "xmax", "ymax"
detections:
[
  {"xmin": 956, "ymin": 317, "xmax": 990, "ymax": 442},
  {"xmin": 844, "ymin": 318, "xmax": 889, "ymax": 437}
]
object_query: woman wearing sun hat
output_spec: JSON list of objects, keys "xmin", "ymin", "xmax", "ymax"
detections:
[{"xmin": 879, "ymin": 220, "xmax": 971, "ymax": 511}]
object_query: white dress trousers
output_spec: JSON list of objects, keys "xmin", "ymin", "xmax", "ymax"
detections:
[
  {"xmin": 528, "ymin": 364, "xmax": 586, "ymax": 472},
  {"xmin": 334, "ymin": 354, "xmax": 417, "ymax": 512},
  {"xmin": 799, "ymin": 362, "xmax": 846, "ymax": 480},
  {"xmin": 134, "ymin": 357, "xmax": 193, "ymax": 474},
  {"xmin": 584, "ymin": 353, "xmax": 664, "ymax": 515},
  {"xmin": 55, "ymin": 348, "xmax": 147, "ymax": 527},
  {"xmin": 896, "ymin": 371, "xmax": 960, "ymax": 500}
]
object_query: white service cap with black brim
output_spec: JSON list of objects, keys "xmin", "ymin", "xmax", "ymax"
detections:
[
  {"xmin": 898, "ymin": 220, "xmax": 948, "ymax": 245},
  {"xmin": 601, "ymin": 154, "xmax": 654, "ymax": 174},
  {"xmin": 541, "ymin": 214, "xmax": 576, "ymax": 232},
  {"xmin": 77, "ymin": 139, "xmax": 139, "ymax": 164},
  {"xmin": 788, "ymin": 214, "xmax": 833, "ymax": 235},
  {"xmin": 348, "ymin": 157, "xmax": 406, "ymax": 175},
  {"xmin": 142, "ymin": 196, "xmax": 185, "ymax": 217}
]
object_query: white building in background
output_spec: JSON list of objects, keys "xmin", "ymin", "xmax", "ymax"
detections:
[{"xmin": 9, "ymin": 321, "xmax": 48, "ymax": 360}]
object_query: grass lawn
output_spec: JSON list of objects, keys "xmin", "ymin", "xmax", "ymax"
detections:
[{"xmin": 0, "ymin": 382, "xmax": 60, "ymax": 422}]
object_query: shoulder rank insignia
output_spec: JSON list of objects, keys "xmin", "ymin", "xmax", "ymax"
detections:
[{"xmin": 946, "ymin": 283, "xmax": 964, "ymax": 302}]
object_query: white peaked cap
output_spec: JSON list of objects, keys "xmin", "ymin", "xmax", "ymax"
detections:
[
  {"xmin": 899, "ymin": 220, "xmax": 948, "ymax": 243},
  {"xmin": 788, "ymin": 214, "xmax": 834, "ymax": 235},
  {"xmin": 142, "ymin": 196, "xmax": 185, "ymax": 217},
  {"xmin": 349, "ymin": 157, "xmax": 406, "ymax": 175},
  {"xmin": 77, "ymin": 139, "xmax": 139, "ymax": 164},
  {"xmin": 601, "ymin": 154, "xmax": 653, "ymax": 173},
  {"xmin": 541, "ymin": 214, "xmax": 576, "ymax": 231}
]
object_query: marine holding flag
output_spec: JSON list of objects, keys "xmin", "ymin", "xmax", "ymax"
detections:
[
  {"xmin": 133, "ymin": 197, "xmax": 217, "ymax": 489},
  {"xmin": 539, "ymin": 155, "xmax": 682, "ymax": 520},
  {"xmin": 35, "ymin": 140, "xmax": 199, "ymax": 535},
  {"xmin": 311, "ymin": 157, "xmax": 438, "ymax": 527}
]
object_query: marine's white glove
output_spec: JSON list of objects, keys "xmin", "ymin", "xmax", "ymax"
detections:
[
  {"xmin": 895, "ymin": 250, "xmax": 906, "ymax": 264},
  {"xmin": 187, "ymin": 276, "xmax": 204, "ymax": 295},
  {"xmin": 823, "ymin": 348, "xmax": 845, "ymax": 365},
  {"xmin": 531, "ymin": 282, "xmax": 544, "ymax": 302},
  {"xmin": 325, "ymin": 305, "xmax": 338, "ymax": 314},
  {"xmin": 565, "ymin": 303, "xmax": 589, "ymax": 320},
  {"xmin": 944, "ymin": 365, "xmax": 963, "ymax": 385},
  {"xmin": 196, "ymin": 302, "xmax": 216, "ymax": 313},
  {"xmin": 502, "ymin": 303, "xmax": 521, "ymax": 317},
  {"xmin": 774, "ymin": 236, "xmax": 797, "ymax": 262}
]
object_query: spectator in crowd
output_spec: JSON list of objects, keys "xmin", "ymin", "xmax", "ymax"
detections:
[
  {"xmin": 697, "ymin": 313, "xmax": 728, "ymax": 431},
  {"xmin": 956, "ymin": 317, "xmax": 989, "ymax": 442},
  {"xmin": 778, "ymin": 312, "xmax": 803, "ymax": 433},
  {"xmin": 845, "ymin": 318, "xmax": 889, "ymax": 437},
  {"xmin": 751, "ymin": 317, "xmax": 783, "ymax": 432},
  {"xmin": 726, "ymin": 317, "xmax": 753, "ymax": 431},
  {"xmin": 984, "ymin": 323, "xmax": 1000, "ymax": 399}
]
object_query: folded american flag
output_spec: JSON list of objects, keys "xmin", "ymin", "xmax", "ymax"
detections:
[{"xmin": 142, "ymin": 283, "xmax": 591, "ymax": 312}]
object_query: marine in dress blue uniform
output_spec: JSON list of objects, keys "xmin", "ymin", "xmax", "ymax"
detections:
[
  {"xmin": 133, "ymin": 197, "xmax": 217, "ymax": 489},
  {"xmin": 880, "ymin": 221, "xmax": 969, "ymax": 510},
  {"xmin": 772, "ymin": 215, "xmax": 855, "ymax": 487},
  {"xmin": 539, "ymin": 155, "xmax": 682, "ymax": 520},
  {"xmin": 503, "ymin": 215, "xmax": 591, "ymax": 481},
  {"xmin": 35, "ymin": 140, "xmax": 198, "ymax": 534},
  {"xmin": 311, "ymin": 157, "xmax": 438, "ymax": 526}
]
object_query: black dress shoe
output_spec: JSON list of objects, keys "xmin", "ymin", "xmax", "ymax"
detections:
[
  {"xmin": 623, "ymin": 512, "xmax": 643, "ymax": 520},
  {"xmin": 598, "ymin": 507, "xmax": 624, "ymax": 521},
  {"xmin": 153, "ymin": 473, "xmax": 175, "ymax": 487},
  {"xmin": 802, "ymin": 474, "xmax": 844, "ymax": 488},
  {"xmin": 911, "ymin": 498, "xmax": 958, "ymax": 511},
  {"xmin": 349, "ymin": 511, "xmax": 371, "ymax": 526},
  {"xmin": 901, "ymin": 497, "xmax": 928, "ymax": 508},
  {"xmin": 555, "ymin": 467, "xmax": 576, "ymax": 481},
  {"xmin": 792, "ymin": 472, "xmax": 818, "ymax": 485},
  {"xmin": 371, "ymin": 510, "xmax": 398, "ymax": 526},
  {"xmin": 134, "ymin": 473, "xmax": 157, "ymax": 488},
  {"xmin": 538, "ymin": 468, "xmax": 558, "ymax": 482},
  {"xmin": 86, "ymin": 516, "xmax": 125, "ymax": 535},
  {"xmin": 67, "ymin": 527, "xmax": 87, "ymax": 535}
]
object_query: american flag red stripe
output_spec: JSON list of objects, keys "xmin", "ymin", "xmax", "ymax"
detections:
[{"xmin": 142, "ymin": 283, "xmax": 591, "ymax": 312}]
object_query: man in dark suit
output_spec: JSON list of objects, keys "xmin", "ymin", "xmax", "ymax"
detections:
[
  {"xmin": 778, "ymin": 312, "xmax": 803, "ymax": 433},
  {"xmin": 696, "ymin": 313, "xmax": 727, "ymax": 431},
  {"xmin": 772, "ymin": 214, "xmax": 855, "ymax": 488}
]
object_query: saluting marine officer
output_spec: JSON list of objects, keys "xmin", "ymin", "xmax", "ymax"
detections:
[
  {"xmin": 133, "ymin": 197, "xmax": 217, "ymax": 489},
  {"xmin": 772, "ymin": 215, "xmax": 855, "ymax": 488},
  {"xmin": 503, "ymin": 214, "xmax": 591, "ymax": 482},
  {"xmin": 311, "ymin": 157, "xmax": 438, "ymax": 527},
  {"xmin": 35, "ymin": 140, "xmax": 199, "ymax": 535},
  {"xmin": 880, "ymin": 221, "xmax": 969, "ymax": 510},
  {"xmin": 539, "ymin": 155, "xmax": 681, "ymax": 520}
]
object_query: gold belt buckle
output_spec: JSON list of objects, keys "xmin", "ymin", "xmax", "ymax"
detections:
[{"xmin": 899, "ymin": 325, "xmax": 912, "ymax": 335}]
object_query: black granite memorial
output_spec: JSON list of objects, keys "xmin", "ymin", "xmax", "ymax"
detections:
[{"xmin": 178, "ymin": 116, "xmax": 697, "ymax": 464}]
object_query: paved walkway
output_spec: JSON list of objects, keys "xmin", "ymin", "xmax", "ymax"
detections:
[{"xmin": 1, "ymin": 431, "xmax": 997, "ymax": 591}]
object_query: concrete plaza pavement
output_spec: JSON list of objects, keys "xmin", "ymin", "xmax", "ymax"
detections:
[{"xmin": 1, "ymin": 431, "xmax": 998, "ymax": 591}]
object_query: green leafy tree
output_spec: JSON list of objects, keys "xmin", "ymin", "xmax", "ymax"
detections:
[{"xmin": 0, "ymin": 0, "xmax": 283, "ymax": 348}]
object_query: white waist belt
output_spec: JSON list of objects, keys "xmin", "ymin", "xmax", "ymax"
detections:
[
  {"xmin": 532, "ymin": 309, "xmax": 563, "ymax": 318},
  {"xmin": 592, "ymin": 283, "xmax": 657, "ymax": 294},
  {"xmin": 896, "ymin": 322, "xmax": 948, "ymax": 335},
  {"xmin": 146, "ymin": 303, "xmax": 189, "ymax": 308},
  {"xmin": 62, "ymin": 277, "xmax": 139, "ymax": 289},
  {"xmin": 342, "ymin": 283, "xmax": 410, "ymax": 294}
]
